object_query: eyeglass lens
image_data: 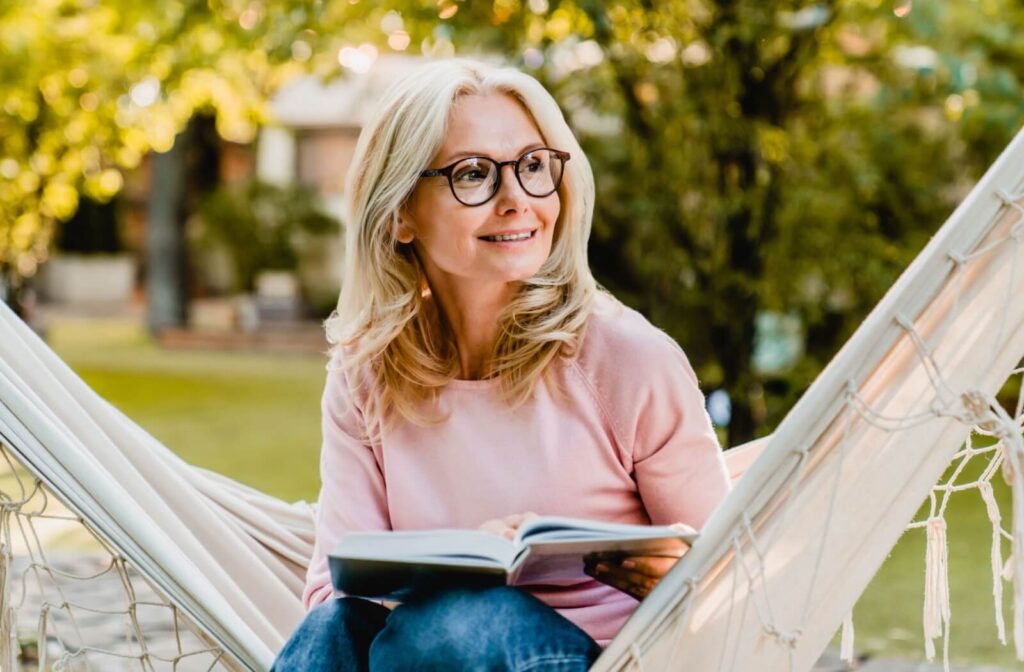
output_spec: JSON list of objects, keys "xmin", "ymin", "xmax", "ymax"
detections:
[{"xmin": 450, "ymin": 149, "xmax": 564, "ymax": 205}]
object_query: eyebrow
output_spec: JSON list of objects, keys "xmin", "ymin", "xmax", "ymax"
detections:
[{"xmin": 441, "ymin": 141, "xmax": 546, "ymax": 165}]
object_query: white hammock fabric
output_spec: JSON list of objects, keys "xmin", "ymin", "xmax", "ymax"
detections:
[
  {"xmin": 592, "ymin": 124, "xmax": 1024, "ymax": 672},
  {"xmin": 0, "ymin": 123, "xmax": 1020, "ymax": 670},
  {"xmin": 0, "ymin": 306, "xmax": 317, "ymax": 669}
]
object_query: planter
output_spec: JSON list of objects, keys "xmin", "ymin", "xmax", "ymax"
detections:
[
  {"xmin": 40, "ymin": 253, "xmax": 135, "ymax": 304},
  {"xmin": 254, "ymin": 269, "xmax": 302, "ymax": 322}
]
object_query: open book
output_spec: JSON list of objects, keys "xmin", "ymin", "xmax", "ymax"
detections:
[{"xmin": 329, "ymin": 516, "xmax": 698, "ymax": 601}]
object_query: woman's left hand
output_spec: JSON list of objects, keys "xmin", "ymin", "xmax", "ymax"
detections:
[{"xmin": 583, "ymin": 549, "xmax": 686, "ymax": 600}]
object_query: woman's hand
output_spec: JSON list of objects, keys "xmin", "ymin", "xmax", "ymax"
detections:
[
  {"xmin": 583, "ymin": 546, "xmax": 688, "ymax": 600},
  {"xmin": 478, "ymin": 512, "xmax": 539, "ymax": 540}
]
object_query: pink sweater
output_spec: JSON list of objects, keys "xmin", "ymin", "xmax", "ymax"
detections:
[{"xmin": 302, "ymin": 292, "xmax": 732, "ymax": 647}]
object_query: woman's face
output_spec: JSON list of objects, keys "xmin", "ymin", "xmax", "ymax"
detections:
[{"xmin": 399, "ymin": 93, "xmax": 561, "ymax": 293}]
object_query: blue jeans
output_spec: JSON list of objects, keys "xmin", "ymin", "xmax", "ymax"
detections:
[{"xmin": 271, "ymin": 586, "xmax": 604, "ymax": 671}]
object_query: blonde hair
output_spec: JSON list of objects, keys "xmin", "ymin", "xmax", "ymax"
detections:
[{"xmin": 324, "ymin": 56, "xmax": 600, "ymax": 441}]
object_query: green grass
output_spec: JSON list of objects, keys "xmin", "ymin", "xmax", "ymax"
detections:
[
  {"xmin": 43, "ymin": 318, "xmax": 1022, "ymax": 667},
  {"xmin": 47, "ymin": 318, "xmax": 328, "ymax": 504}
]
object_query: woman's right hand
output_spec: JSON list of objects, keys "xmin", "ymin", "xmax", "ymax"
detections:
[{"xmin": 478, "ymin": 512, "xmax": 539, "ymax": 540}]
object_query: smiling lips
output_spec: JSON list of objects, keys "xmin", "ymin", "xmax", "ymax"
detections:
[{"xmin": 478, "ymin": 229, "xmax": 538, "ymax": 243}]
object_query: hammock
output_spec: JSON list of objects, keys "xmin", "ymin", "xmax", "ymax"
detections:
[
  {"xmin": 592, "ymin": 123, "xmax": 1024, "ymax": 672},
  {"xmin": 0, "ymin": 121, "xmax": 1021, "ymax": 670}
]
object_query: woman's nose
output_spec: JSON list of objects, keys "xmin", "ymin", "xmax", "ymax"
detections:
[{"xmin": 493, "ymin": 164, "xmax": 529, "ymax": 211}]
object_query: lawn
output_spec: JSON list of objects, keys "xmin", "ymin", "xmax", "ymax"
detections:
[
  {"xmin": 46, "ymin": 317, "xmax": 328, "ymax": 504},
  {"xmin": 44, "ymin": 317, "xmax": 1021, "ymax": 668}
]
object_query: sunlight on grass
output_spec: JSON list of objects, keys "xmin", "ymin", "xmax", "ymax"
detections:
[{"xmin": 46, "ymin": 318, "xmax": 328, "ymax": 503}]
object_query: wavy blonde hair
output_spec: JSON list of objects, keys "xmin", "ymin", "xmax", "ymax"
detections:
[{"xmin": 324, "ymin": 56, "xmax": 600, "ymax": 441}]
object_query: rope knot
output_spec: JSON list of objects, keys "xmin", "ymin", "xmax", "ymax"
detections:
[
  {"xmin": 628, "ymin": 641, "xmax": 646, "ymax": 671},
  {"xmin": 960, "ymin": 388, "xmax": 1002, "ymax": 434},
  {"xmin": 996, "ymin": 188, "xmax": 1024, "ymax": 212},
  {"xmin": 926, "ymin": 516, "xmax": 947, "ymax": 535},
  {"xmin": 763, "ymin": 624, "xmax": 803, "ymax": 649}
]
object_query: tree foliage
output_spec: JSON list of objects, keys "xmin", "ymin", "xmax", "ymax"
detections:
[
  {"xmin": 0, "ymin": 0, "xmax": 314, "ymax": 287},
  {"xmin": 2, "ymin": 0, "xmax": 1022, "ymax": 441}
]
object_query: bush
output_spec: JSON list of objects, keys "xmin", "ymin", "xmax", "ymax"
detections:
[{"xmin": 193, "ymin": 179, "xmax": 339, "ymax": 293}]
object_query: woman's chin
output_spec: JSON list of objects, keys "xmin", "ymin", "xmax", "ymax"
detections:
[{"xmin": 490, "ymin": 259, "xmax": 548, "ymax": 284}]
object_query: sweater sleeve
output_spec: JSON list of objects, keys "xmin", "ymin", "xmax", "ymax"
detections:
[
  {"xmin": 301, "ymin": 355, "xmax": 391, "ymax": 611},
  {"xmin": 631, "ymin": 334, "xmax": 731, "ymax": 530}
]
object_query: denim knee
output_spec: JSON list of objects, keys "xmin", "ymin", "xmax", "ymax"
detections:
[
  {"xmin": 271, "ymin": 597, "xmax": 391, "ymax": 672},
  {"xmin": 370, "ymin": 586, "xmax": 601, "ymax": 671}
]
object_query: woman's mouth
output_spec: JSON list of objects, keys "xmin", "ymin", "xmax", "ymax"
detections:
[{"xmin": 478, "ymin": 230, "xmax": 537, "ymax": 245}]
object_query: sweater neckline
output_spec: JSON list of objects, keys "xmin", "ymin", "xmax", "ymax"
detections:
[{"xmin": 445, "ymin": 376, "xmax": 502, "ymax": 390}]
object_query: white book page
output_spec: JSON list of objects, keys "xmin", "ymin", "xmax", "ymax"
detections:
[
  {"xmin": 513, "ymin": 516, "xmax": 698, "ymax": 545},
  {"xmin": 338, "ymin": 529, "xmax": 518, "ymax": 567}
]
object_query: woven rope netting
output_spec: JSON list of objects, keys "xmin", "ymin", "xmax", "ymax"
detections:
[
  {"xmin": 0, "ymin": 442, "xmax": 233, "ymax": 671},
  {"xmin": 904, "ymin": 368, "xmax": 1023, "ymax": 666}
]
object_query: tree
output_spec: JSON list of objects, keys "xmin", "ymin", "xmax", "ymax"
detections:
[
  {"xmin": 3, "ymin": 0, "xmax": 1022, "ymax": 441},
  {"xmin": 0, "ymin": 0, "xmax": 316, "ymax": 326},
  {"xmin": 316, "ymin": 0, "xmax": 1023, "ymax": 444}
]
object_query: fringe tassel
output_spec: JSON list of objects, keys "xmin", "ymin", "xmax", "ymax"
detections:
[
  {"xmin": 0, "ymin": 545, "xmax": 12, "ymax": 672},
  {"xmin": 1003, "ymin": 434, "xmax": 1024, "ymax": 659},
  {"xmin": 978, "ymin": 480, "xmax": 1007, "ymax": 644},
  {"xmin": 923, "ymin": 516, "xmax": 950, "ymax": 668},
  {"xmin": 37, "ymin": 605, "xmax": 49, "ymax": 672},
  {"xmin": 965, "ymin": 388, "xmax": 1024, "ymax": 660},
  {"xmin": 840, "ymin": 610, "xmax": 855, "ymax": 662}
]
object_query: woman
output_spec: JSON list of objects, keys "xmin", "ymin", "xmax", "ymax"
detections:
[{"xmin": 272, "ymin": 57, "xmax": 731, "ymax": 671}]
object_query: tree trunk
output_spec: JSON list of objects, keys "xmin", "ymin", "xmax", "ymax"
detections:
[{"xmin": 145, "ymin": 120, "xmax": 194, "ymax": 334}]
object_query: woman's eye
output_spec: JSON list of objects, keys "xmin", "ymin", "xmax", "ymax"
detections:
[
  {"xmin": 522, "ymin": 159, "xmax": 544, "ymax": 173},
  {"xmin": 454, "ymin": 169, "xmax": 487, "ymax": 183}
]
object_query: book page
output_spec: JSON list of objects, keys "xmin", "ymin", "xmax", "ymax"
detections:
[
  {"xmin": 338, "ymin": 529, "xmax": 518, "ymax": 567},
  {"xmin": 514, "ymin": 516, "xmax": 698, "ymax": 545}
]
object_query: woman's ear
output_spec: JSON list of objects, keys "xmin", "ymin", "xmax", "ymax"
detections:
[
  {"xmin": 395, "ymin": 210, "xmax": 415, "ymax": 244},
  {"xmin": 396, "ymin": 222, "xmax": 415, "ymax": 244}
]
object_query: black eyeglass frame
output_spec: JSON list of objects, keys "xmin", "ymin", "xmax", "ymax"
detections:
[{"xmin": 418, "ymin": 147, "xmax": 571, "ymax": 207}]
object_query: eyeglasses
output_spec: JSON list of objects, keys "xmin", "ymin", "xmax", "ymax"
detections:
[{"xmin": 419, "ymin": 147, "xmax": 570, "ymax": 207}]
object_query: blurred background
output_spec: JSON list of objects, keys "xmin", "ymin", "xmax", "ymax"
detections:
[{"xmin": 2, "ymin": 0, "xmax": 1023, "ymax": 667}]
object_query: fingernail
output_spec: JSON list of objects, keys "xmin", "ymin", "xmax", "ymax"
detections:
[
  {"xmin": 622, "ymin": 559, "xmax": 635, "ymax": 569},
  {"xmin": 595, "ymin": 562, "xmax": 609, "ymax": 572}
]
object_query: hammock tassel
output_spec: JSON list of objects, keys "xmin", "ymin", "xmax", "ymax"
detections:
[
  {"xmin": 1002, "ymin": 433, "xmax": 1024, "ymax": 659},
  {"xmin": 923, "ymin": 516, "xmax": 950, "ymax": 665},
  {"xmin": 37, "ymin": 604, "xmax": 49, "ymax": 672},
  {"xmin": 962, "ymin": 388, "xmax": 1024, "ymax": 660},
  {"xmin": 0, "ymin": 544, "xmax": 13, "ymax": 672},
  {"xmin": 978, "ymin": 480, "xmax": 1007, "ymax": 644},
  {"xmin": 839, "ymin": 610, "xmax": 855, "ymax": 662}
]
